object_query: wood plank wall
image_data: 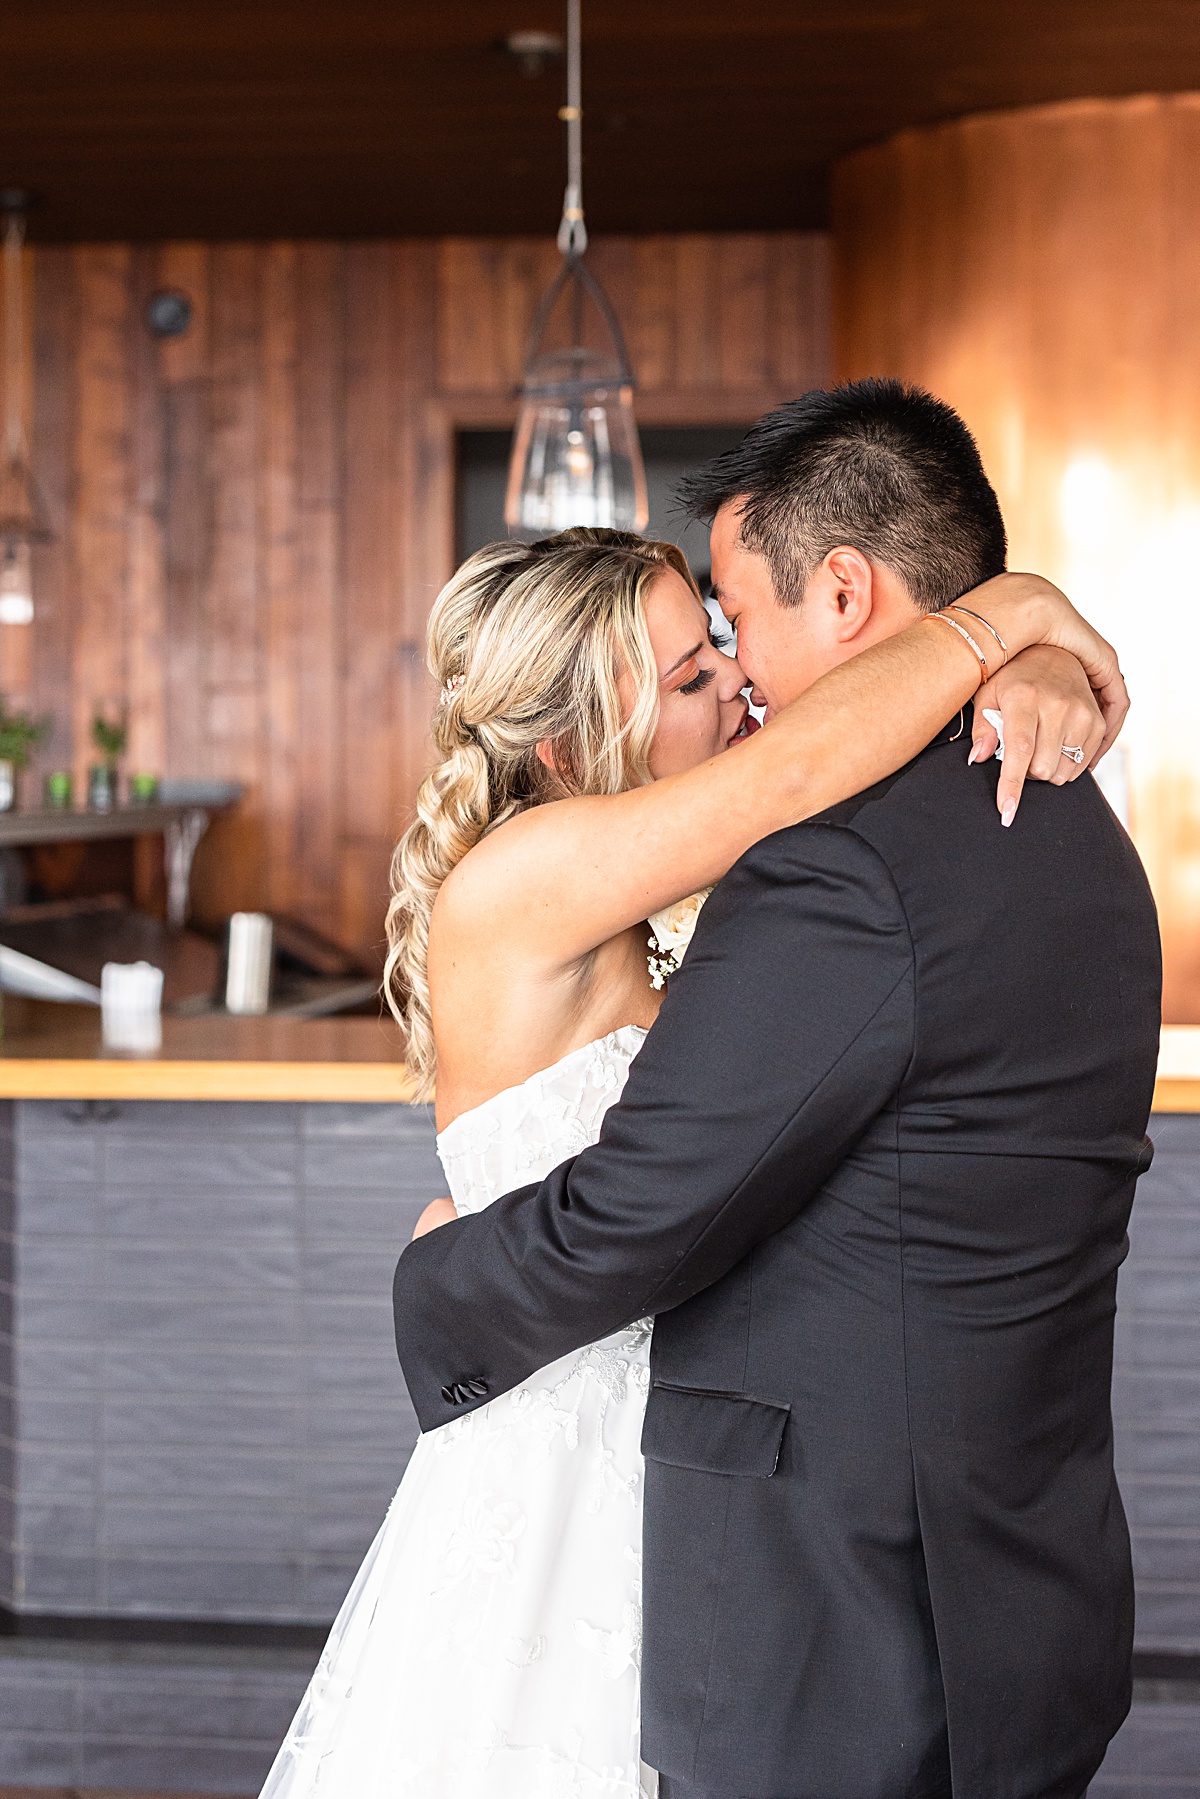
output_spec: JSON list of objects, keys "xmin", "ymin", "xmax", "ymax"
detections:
[
  {"xmin": 833, "ymin": 96, "xmax": 1200, "ymax": 1022},
  {"xmin": 6, "ymin": 233, "xmax": 829, "ymax": 954}
]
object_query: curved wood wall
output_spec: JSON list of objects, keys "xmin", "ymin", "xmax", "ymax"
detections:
[{"xmin": 835, "ymin": 95, "xmax": 1200, "ymax": 1023}]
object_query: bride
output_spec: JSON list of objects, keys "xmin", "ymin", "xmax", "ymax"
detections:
[{"xmin": 262, "ymin": 527, "xmax": 1119, "ymax": 1798}]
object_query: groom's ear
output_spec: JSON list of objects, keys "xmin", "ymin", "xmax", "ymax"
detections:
[{"xmin": 820, "ymin": 545, "xmax": 876, "ymax": 642}]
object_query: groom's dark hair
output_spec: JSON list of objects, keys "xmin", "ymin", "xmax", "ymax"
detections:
[{"xmin": 679, "ymin": 379, "xmax": 1007, "ymax": 612}]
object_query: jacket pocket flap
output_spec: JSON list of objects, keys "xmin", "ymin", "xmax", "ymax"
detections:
[{"xmin": 641, "ymin": 1381, "xmax": 790, "ymax": 1478}]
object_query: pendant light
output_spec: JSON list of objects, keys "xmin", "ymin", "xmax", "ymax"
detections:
[
  {"xmin": 0, "ymin": 191, "xmax": 50, "ymax": 626},
  {"xmin": 504, "ymin": 0, "xmax": 648, "ymax": 537}
]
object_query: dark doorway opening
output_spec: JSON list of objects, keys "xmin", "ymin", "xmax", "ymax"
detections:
[{"xmin": 455, "ymin": 425, "xmax": 750, "ymax": 590}]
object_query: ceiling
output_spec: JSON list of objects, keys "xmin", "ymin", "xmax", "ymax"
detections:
[{"xmin": 6, "ymin": 0, "xmax": 1200, "ymax": 241}]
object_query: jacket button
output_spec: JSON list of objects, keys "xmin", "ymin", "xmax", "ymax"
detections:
[
  {"xmin": 467, "ymin": 1378, "xmax": 489, "ymax": 1398},
  {"xmin": 441, "ymin": 1385, "xmax": 458, "ymax": 1405}
]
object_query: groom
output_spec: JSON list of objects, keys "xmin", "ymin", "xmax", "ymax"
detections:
[{"xmin": 393, "ymin": 381, "xmax": 1162, "ymax": 1799}]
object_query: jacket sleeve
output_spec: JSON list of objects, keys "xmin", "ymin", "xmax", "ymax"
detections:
[{"xmin": 394, "ymin": 822, "xmax": 915, "ymax": 1432}]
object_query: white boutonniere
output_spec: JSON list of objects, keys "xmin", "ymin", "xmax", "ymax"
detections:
[{"xmin": 646, "ymin": 888, "xmax": 712, "ymax": 990}]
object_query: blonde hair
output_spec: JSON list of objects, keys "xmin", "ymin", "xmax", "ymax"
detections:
[{"xmin": 385, "ymin": 527, "xmax": 700, "ymax": 1097}]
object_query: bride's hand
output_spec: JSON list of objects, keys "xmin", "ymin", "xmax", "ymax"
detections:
[
  {"xmin": 413, "ymin": 1198, "xmax": 457, "ymax": 1240},
  {"xmin": 964, "ymin": 572, "xmax": 1129, "ymax": 757},
  {"xmin": 970, "ymin": 646, "xmax": 1106, "ymax": 824}
]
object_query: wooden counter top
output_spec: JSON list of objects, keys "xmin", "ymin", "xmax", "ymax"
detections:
[
  {"xmin": 0, "ymin": 1006, "xmax": 419, "ymax": 1101},
  {"xmin": 0, "ymin": 1006, "xmax": 1194, "ymax": 1109}
]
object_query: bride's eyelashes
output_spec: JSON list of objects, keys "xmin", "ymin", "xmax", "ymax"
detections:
[{"xmin": 679, "ymin": 666, "xmax": 716, "ymax": 696}]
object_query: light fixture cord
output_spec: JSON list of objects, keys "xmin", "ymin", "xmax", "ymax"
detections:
[
  {"xmin": 3, "ymin": 207, "xmax": 25, "ymax": 462},
  {"xmin": 556, "ymin": 0, "xmax": 587, "ymax": 258}
]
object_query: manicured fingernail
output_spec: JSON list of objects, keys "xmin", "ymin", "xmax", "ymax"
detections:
[
  {"xmin": 968, "ymin": 744, "xmax": 981, "ymax": 765},
  {"xmin": 1001, "ymin": 798, "xmax": 1017, "ymax": 828}
]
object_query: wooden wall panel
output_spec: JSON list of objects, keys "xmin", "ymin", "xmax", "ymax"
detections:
[
  {"xmin": 292, "ymin": 242, "xmax": 344, "ymax": 939},
  {"xmin": 71, "ymin": 247, "xmax": 134, "ymax": 784},
  {"xmin": 260, "ymin": 240, "xmax": 302, "ymax": 922},
  {"xmin": 391, "ymin": 238, "xmax": 446, "ymax": 926},
  {"xmin": 158, "ymin": 243, "xmax": 211, "ymax": 796},
  {"xmin": 126, "ymin": 246, "xmax": 168, "ymax": 785},
  {"xmin": 28, "ymin": 249, "xmax": 75, "ymax": 770},
  {"xmin": 9, "ymin": 231, "xmax": 830, "ymax": 956},
  {"xmin": 834, "ymin": 96, "xmax": 1200, "ymax": 1022}
]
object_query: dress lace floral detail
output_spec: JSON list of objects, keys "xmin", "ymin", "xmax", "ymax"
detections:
[{"xmin": 260, "ymin": 1026, "xmax": 653, "ymax": 1799}]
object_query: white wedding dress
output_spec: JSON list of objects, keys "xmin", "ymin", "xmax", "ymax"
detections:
[{"xmin": 261, "ymin": 1024, "xmax": 654, "ymax": 1799}]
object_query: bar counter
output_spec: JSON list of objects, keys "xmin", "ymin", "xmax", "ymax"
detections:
[
  {"xmin": 0, "ymin": 1007, "xmax": 1194, "ymax": 1109},
  {"xmin": 0, "ymin": 1005, "xmax": 417, "ymax": 1102}
]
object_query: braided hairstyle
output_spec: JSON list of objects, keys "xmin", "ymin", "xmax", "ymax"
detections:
[{"xmin": 384, "ymin": 527, "xmax": 701, "ymax": 1096}]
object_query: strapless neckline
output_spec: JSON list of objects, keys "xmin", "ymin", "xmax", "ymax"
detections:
[
  {"xmin": 435, "ymin": 1023, "xmax": 649, "ymax": 1218},
  {"xmin": 436, "ymin": 1023, "xmax": 649, "ymax": 1154}
]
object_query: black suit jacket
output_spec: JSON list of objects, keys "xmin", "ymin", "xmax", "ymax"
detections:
[{"xmin": 394, "ymin": 723, "xmax": 1162, "ymax": 1799}]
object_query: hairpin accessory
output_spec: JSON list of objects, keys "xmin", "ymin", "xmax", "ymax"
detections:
[{"xmin": 440, "ymin": 674, "xmax": 466, "ymax": 707}]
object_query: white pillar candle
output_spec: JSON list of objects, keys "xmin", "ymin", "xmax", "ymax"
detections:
[
  {"xmin": 226, "ymin": 912, "xmax": 273, "ymax": 1016},
  {"xmin": 101, "ymin": 960, "xmax": 164, "ymax": 1054}
]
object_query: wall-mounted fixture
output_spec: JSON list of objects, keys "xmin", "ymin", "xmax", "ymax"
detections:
[
  {"xmin": 504, "ymin": 0, "xmax": 648, "ymax": 538},
  {"xmin": 502, "ymin": 30, "xmax": 564, "ymax": 77},
  {"xmin": 144, "ymin": 288, "xmax": 193, "ymax": 339},
  {"xmin": 0, "ymin": 190, "xmax": 50, "ymax": 625}
]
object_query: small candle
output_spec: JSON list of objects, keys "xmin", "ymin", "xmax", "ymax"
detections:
[{"xmin": 101, "ymin": 960, "xmax": 164, "ymax": 1055}]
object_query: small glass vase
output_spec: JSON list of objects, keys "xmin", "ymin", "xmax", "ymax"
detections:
[
  {"xmin": 44, "ymin": 770, "xmax": 73, "ymax": 809},
  {"xmin": 0, "ymin": 761, "xmax": 15, "ymax": 812},
  {"xmin": 88, "ymin": 764, "xmax": 116, "ymax": 811}
]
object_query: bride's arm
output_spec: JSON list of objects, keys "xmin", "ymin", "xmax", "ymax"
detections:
[
  {"xmin": 437, "ymin": 573, "xmax": 1124, "ymax": 970},
  {"xmin": 414, "ymin": 1198, "xmax": 457, "ymax": 1238}
]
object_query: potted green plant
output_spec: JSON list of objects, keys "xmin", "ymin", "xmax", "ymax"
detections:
[
  {"xmin": 0, "ymin": 702, "xmax": 48, "ymax": 812},
  {"xmin": 90, "ymin": 710, "xmax": 128, "ymax": 811}
]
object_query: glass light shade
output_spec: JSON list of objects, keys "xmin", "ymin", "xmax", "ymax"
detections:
[
  {"xmin": 0, "ymin": 539, "xmax": 32, "ymax": 625},
  {"xmin": 505, "ymin": 348, "xmax": 649, "ymax": 537}
]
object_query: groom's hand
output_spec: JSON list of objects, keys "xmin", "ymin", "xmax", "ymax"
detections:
[{"xmin": 970, "ymin": 646, "xmax": 1107, "ymax": 824}]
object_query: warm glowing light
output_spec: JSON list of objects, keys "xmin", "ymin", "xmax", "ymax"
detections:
[
  {"xmin": 1060, "ymin": 456, "xmax": 1119, "ymax": 545},
  {"xmin": 506, "ymin": 366, "xmax": 647, "ymax": 536},
  {"xmin": 1039, "ymin": 447, "xmax": 1200, "ymax": 1013}
]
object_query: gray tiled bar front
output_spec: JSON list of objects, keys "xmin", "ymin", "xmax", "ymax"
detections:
[
  {"xmin": 0, "ymin": 1638, "xmax": 315, "ymax": 1793},
  {"xmin": 1091, "ymin": 1698, "xmax": 1200, "ymax": 1796},
  {"xmin": 0, "ymin": 1095, "xmax": 442, "ymax": 1622},
  {"xmin": 1, "ymin": 1098, "xmax": 1199, "ymax": 1642},
  {"xmin": 1115, "ymin": 1114, "xmax": 1200, "ymax": 1653},
  {"xmin": 0, "ymin": 1644, "xmax": 1195, "ymax": 1797},
  {"xmin": 2, "ymin": 1098, "xmax": 1200, "ymax": 1792}
]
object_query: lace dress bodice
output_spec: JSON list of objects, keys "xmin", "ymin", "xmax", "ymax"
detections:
[{"xmin": 437, "ymin": 1024, "xmax": 649, "ymax": 1217}]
